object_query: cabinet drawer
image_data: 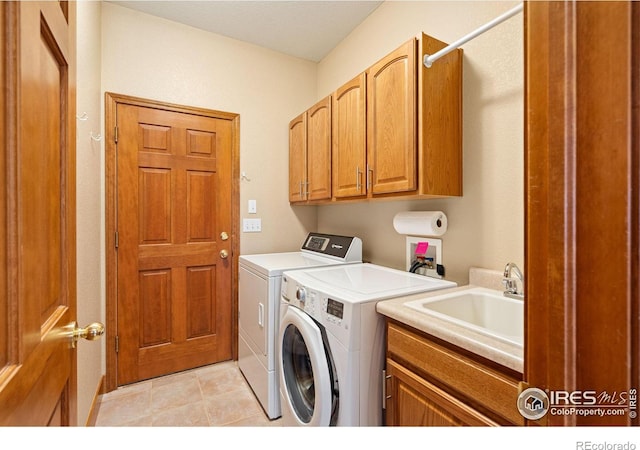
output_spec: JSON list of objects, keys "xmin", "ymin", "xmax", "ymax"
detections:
[{"xmin": 387, "ymin": 322, "xmax": 524, "ymax": 425}]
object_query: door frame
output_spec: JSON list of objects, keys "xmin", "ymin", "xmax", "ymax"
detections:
[
  {"xmin": 524, "ymin": 1, "xmax": 639, "ymax": 425},
  {"xmin": 104, "ymin": 93, "xmax": 240, "ymax": 392}
]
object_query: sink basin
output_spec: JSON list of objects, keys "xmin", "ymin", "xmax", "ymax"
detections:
[{"xmin": 404, "ymin": 287, "xmax": 524, "ymax": 346}]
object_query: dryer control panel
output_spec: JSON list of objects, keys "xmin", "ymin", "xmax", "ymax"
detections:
[{"xmin": 300, "ymin": 233, "xmax": 362, "ymax": 262}]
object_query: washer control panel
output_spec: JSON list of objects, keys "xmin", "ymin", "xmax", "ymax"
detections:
[{"xmin": 323, "ymin": 298, "xmax": 344, "ymax": 326}]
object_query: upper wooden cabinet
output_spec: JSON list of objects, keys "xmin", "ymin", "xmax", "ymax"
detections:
[
  {"xmin": 290, "ymin": 32, "xmax": 462, "ymax": 204},
  {"xmin": 332, "ymin": 73, "xmax": 367, "ymax": 199},
  {"xmin": 289, "ymin": 96, "xmax": 332, "ymax": 203}
]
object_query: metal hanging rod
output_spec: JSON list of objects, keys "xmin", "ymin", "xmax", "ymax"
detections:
[{"xmin": 423, "ymin": 2, "xmax": 523, "ymax": 68}]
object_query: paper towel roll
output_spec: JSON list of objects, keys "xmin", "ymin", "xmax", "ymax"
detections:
[{"xmin": 393, "ymin": 211, "xmax": 448, "ymax": 236}]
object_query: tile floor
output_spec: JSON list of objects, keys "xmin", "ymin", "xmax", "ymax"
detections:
[{"xmin": 95, "ymin": 360, "xmax": 282, "ymax": 427}]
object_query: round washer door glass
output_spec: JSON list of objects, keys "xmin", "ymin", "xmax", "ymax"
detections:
[{"xmin": 281, "ymin": 324, "xmax": 315, "ymax": 423}]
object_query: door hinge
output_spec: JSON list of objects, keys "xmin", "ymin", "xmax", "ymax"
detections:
[
  {"xmin": 115, "ymin": 335, "xmax": 119, "ymax": 353},
  {"xmin": 114, "ymin": 231, "xmax": 119, "ymax": 249},
  {"xmin": 114, "ymin": 126, "xmax": 118, "ymax": 143}
]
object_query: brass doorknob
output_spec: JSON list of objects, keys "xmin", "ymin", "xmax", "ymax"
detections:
[
  {"xmin": 220, "ymin": 249, "xmax": 229, "ymax": 259},
  {"xmin": 68, "ymin": 321, "xmax": 104, "ymax": 348},
  {"xmin": 220, "ymin": 231, "xmax": 229, "ymax": 241}
]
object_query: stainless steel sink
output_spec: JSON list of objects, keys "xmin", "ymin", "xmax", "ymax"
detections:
[{"xmin": 404, "ymin": 287, "xmax": 524, "ymax": 346}]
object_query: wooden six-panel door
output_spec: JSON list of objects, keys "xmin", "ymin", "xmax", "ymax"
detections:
[
  {"xmin": 114, "ymin": 102, "xmax": 234, "ymax": 386},
  {"xmin": 0, "ymin": 1, "xmax": 79, "ymax": 425}
]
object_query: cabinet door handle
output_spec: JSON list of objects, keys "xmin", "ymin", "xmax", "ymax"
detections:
[
  {"xmin": 382, "ymin": 369, "xmax": 392, "ymax": 409},
  {"xmin": 299, "ymin": 181, "xmax": 303, "ymax": 199},
  {"xmin": 356, "ymin": 166, "xmax": 362, "ymax": 191},
  {"xmin": 367, "ymin": 164, "xmax": 373, "ymax": 190}
]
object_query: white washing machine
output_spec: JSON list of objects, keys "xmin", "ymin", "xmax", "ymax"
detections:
[
  {"xmin": 238, "ymin": 233, "xmax": 362, "ymax": 419},
  {"xmin": 278, "ymin": 263, "xmax": 456, "ymax": 426}
]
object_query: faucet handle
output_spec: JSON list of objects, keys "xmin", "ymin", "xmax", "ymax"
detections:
[{"xmin": 502, "ymin": 277, "xmax": 518, "ymax": 292}]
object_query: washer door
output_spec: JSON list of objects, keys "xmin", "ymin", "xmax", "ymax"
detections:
[{"xmin": 278, "ymin": 305, "xmax": 336, "ymax": 426}]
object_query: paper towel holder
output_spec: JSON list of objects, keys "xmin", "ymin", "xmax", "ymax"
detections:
[{"xmin": 393, "ymin": 211, "xmax": 448, "ymax": 237}]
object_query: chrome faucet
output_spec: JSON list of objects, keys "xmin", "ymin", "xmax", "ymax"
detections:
[{"xmin": 502, "ymin": 262, "xmax": 524, "ymax": 300}]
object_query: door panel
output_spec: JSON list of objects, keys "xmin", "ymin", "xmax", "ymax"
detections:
[
  {"xmin": 0, "ymin": 1, "xmax": 77, "ymax": 426},
  {"xmin": 288, "ymin": 113, "xmax": 307, "ymax": 202},
  {"xmin": 367, "ymin": 38, "xmax": 417, "ymax": 195},
  {"xmin": 332, "ymin": 73, "xmax": 366, "ymax": 198},
  {"xmin": 116, "ymin": 104, "xmax": 233, "ymax": 385},
  {"xmin": 306, "ymin": 96, "xmax": 332, "ymax": 201}
]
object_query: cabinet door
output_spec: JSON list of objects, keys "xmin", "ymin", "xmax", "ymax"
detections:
[
  {"xmin": 332, "ymin": 73, "xmax": 366, "ymax": 198},
  {"xmin": 367, "ymin": 38, "xmax": 417, "ymax": 195},
  {"xmin": 288, "ymin": 112, "xmax": 307, "ymax": 203},
  {"xmin": 306, "ymin": 96, "xmax": 332, "ymax": 201},
  {"xmin": 385, "ymin": 359, "xmax": 497, "ymax": 426}
]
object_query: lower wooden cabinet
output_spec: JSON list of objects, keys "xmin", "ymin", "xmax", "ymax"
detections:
[
  {"xmin": 384, "ymin": 321, "xmax": 524, "ymax": 426},
  {"xmin": 385, "ymin": 359, "xmax": 497, "ymax": 426}
]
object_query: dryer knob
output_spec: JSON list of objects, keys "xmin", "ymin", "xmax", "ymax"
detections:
[{"xmin": 296, "ymin": 287, "xmax": 306, "ymax": 303}]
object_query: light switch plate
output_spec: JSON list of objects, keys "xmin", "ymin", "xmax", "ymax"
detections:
[{"xmin": 248, "ymin": 199, "xmax": 257, "ymax": 214}]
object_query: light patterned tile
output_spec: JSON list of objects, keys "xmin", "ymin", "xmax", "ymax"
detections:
[
  {"xmin": 197, "ymin": 362, "xmax": 248, "ymax": 397},
  {"xmin": 151, "ymin": 376, "xmax": 203, "ymax": 413},
  {"xmin": 203, "ymin": 387, "xmax": 263, "ymax": 426},
  {"xmin": 152, "ymin": 401, "xmax": 210, "ymax": 426},
  {"xmin": 115, "ymin": 416, "xmax": 154, "ymax": 427},
  {"xmin": 95, "ymin": 361, "xmax": 269, "ymax": 428},
  {"xmin": 95, "ymin": 389, "xmax": 152, "ymax": 426},
  {"xmin": 151, "ymin": 369, "xmax": 198, "ymax": 389}
]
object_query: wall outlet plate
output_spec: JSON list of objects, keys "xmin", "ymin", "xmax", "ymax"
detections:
[{"xmin": 243, "ymin": 218, "xmax": 261, "ymax": 232}]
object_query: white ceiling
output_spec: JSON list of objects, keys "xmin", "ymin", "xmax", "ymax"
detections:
[{"xmin": 108, "ymin": 1, "xmax": 383, "ymax": 62}]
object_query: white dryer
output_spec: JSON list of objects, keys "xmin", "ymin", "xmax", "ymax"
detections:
[
  {"xmin": 278, "ymin": 263, "xmax": 456, "ymax": 426},
  {"xmin": 238, "ymin": 233, "xmax": 362, "ymax": 419}
]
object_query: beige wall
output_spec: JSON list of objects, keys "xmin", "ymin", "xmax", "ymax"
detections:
[
  {"xmin": 316, "ymin": 1, "xmax": 524, "ymax": 285},
  {"xmin": 76, "ymin": 0, "xmax": 103, "ymax": 425},
  {"xmin": 101, "ymin": 2, "xmax": 318, "ymax": 256}
]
